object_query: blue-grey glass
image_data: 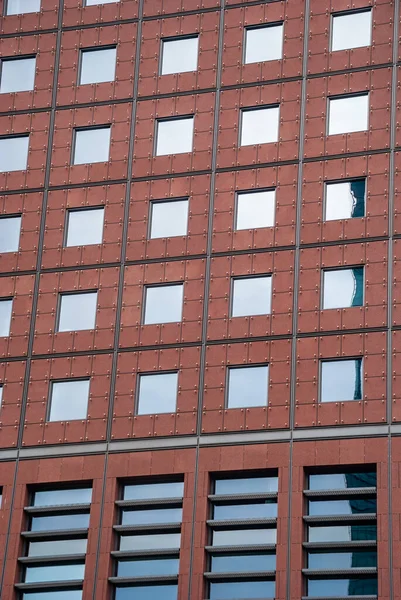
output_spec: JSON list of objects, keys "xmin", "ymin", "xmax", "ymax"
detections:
[
  {"xmin": 212, "ymin": 528, "xmax": 276, "ymax": 547},
  {"xmin": 117, "ymin": 558, "xmax": 179, "ymax": 577},
  {"xmin": 0, "ymin": 299, "xmax": 12, "ymax": 337},
  {"xmin": 115, "ymin": 585, "xmax": 177, "ymax": 600},
  {"xmin": 325, "ymin": 179, "xmax": 366, "ymax": 221},
  {"xmin": 23, "ymin": 593, "xmax": 82, "ymax": 600},
  {"xmin": 80, "ymin": 48, "xmax": 117, "ymax": 85},
  {"xmin": 245, "ymin": 24, "xmax": 283, "ymax": 64},
  {"xmin": 309, "ymin": 472, "xmax": 376, "ymax": 491},
  {"xmin": 308, "ymin": 551, "xmax": 377, "ymax": 570},
  {"xmin": 123, "ymin": 481, "xmax": 184, "ymax": 500},
  {"xmin": 73, "ymin": 127, "xmax": 111, "ymax": 165},
  {"xmin": 66, "ymin": 208, "xmax": 104, "ymax": 247},
  {"xmin": 321, "ymin": 359, "xmax": 363, "ymax": 403},
  {"xmin": 236, "ymin": 190, "xmax": 275, "ymax": 230},
  {"xmin": 161, "ymin": 37, "xmax": 198, "ymax": 75},
  {"xmin": 119, "ymin": 533, "xmax": 181, "ymax": 551},
  {"xmin": 328, "ymin": 94, "xmax": 369, "ymax": 136},
  {"xmin": 31, "ymin": 513, "xmax": 90, "ymax": 531},
  {"xmin": 227, "ymin": 366, "xmax": 269, "ymax": 409},
  {"xmin": 156, "ymin": 118, "xmax": 194, "ymax": 156},
  {"xmin": 331, "ymin": 10, "xmax": 372, "ymax": 52},
  {"xmin": 144, "ymin": 285, "xmax": 183, "ymax": 324},
  {"xmin": 0, "ymin": 386, "xmax": 3, "ymax": 410},
  {"xmin": 58, "ymin": 292, "xmax": 97, "ymax": 332},
  {"xmin": 323, "ymin": 268, "xmax": 364, "ymax": 310},
  {"xmin": 240, "ymin": 107, "xmax": 279, "ymax": 146},
  {"xmin": 210, "ymin": 580, "xmax": 275, "ymax": 599},
  {"xmin": 49, "ymin": 379, "xmax": 90, "ymax": 422},
  {"xmin": 0, "ymin": 57, "xmax": 36, "ymax": 93},
  {"xmin": 231, "ymin": 276, "xmax": 272, "ymax": 317},
  {"xmin": 86, "ymin": 0, "xmax": 118, "ymax": 4},
  {"xmin": 0, "ymin": 216, "xmax": 21, "ymax": 253},
  {"xmin": 25, "ymin": 563, "xmax": 85, "ymax": 583},
  {"xmin": 150, "ymin": 199, "xmax": 189, "ymax": 239},
  {"xmin": 308, "ymin": 525, "xmax": 376, "ymax": 543},
  {"xmin": 28, "ymin": 538, "xmax": 88, "ymax": 557},
  {"xmin": 309, "ymin": 498, "xmax": 376, "ymax": 516},
  {"xmin": 6, "ymin": 0, "xmax": 40, "ymax": 14},
  {"xmin": 121, "ymin": 507, "xmax": 182, "ymax": 526},
  {"xmin": 211, "ymin": 553, "xmax": 276, "ymax": 573},
  {"xmin": 215, "ymin": 477, "xmax": 278, "ymax": 495},
  {"xmin": 213, "ymin": 501, "xmax": 277, "ymax": 520},
  {"xmin": 33, "ymin": 488, "xmax": 92, "ymax": 506},
  {"xmin": 137, "ymin": 372, "xmax": 178, "ymax": 415},
  {"xmin": 0, "ymin": 136, "xmax": 29, "ymax": 172},
  {"xmin": 308, "ymin": 578, "xmax": 377, "ymax": 597}
]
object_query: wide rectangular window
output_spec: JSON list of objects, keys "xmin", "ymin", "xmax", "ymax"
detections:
[
  {"xmin": 156, "ymin": 117, "xmax": 194, "ymax": 156},
  {"xmin": 0, "ymin": 135, "xmax": 29, "ymax": 172},
  {"xmin": 240, "ymin": 106, "xmax": 279, "ymax": 146},
  {"xmin": 328, "ymin": 94, "xmax": 369, "ymax": 135},
  {"xmin": 86, "ymin": 0, "xmax": 119, "ymax": 4},
  {"xmin": 0, "ymin": 57, "xmax": 36, "ymax": 93},
  {"xmin": 235, "ymin": 189, "xmax": 275, "ymax": 230},
  {"xmin": 244, "ymin": 24, "xmax": 283, "ymax": 64},
  {"xmin": 325, "ymin": 179, "xmax": 366, "ymax": 221},
  {"xmin": 65, "ymin": 207, "xmax": 104, "ymax": 247},
  {"xmin": 73, "ymin": 127, "xmax": 111, "ymax": 165},
  {"xmin": 0, "ymin": 216, "xmax": 21, "ymax": 253},
  {"xmin": 321, "ymin": 359, "xmax": 363, "ymax": 403},
  {"xmin": 143, "ymin": 284, "xmax": 183, "ymax": 324},
  {"xmin": 79, "ymin": 47, "xmax": 117, "ymax": 85},
  {"xmin": 231, "ymin": 275, "xmax": 272, "ymax": 317},
  {"xmin": 6, "ymin": 0, "xmax": 40, "ymax": 14},
  {"xmin": 161, "ymin": 37, "xmax": 199, "ymax": 75},
  {"xmin": 331, "ymin": 10, "xmax": 372, "ymax": 52},
  {"xmin": 150, "ymin": 199, "xmax": 189, "ymax": 239},
  {"xmin": 227, "ymin": 365, "xmax": 269, "ymax": 408},
  {"xmin": 48, "ymin": 379, "xmax": 90, "ymax": 421},
  {"xmin": 115, "ymin": 586, "xmax": 178, "ymax": 600},
  {"xmin": 322, "ymin": 267, "xmax": 364, "ymax": 309},
  {"xmin": 57, "ymin": 292, "xmax": 97, "ymax": 332},
  {"xmin": 137, "ymin": 372, "xmax": 178, "ymax": 415},
  {"xmin": 0, "ymin": 299, "xmax": 12, "ymax": 337}
]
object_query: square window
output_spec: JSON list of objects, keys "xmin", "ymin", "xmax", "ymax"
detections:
[
  {"xmin": 0, "ymin": 216, "xmax": 21, "ymax": 253},
  {"xmin": 0, "ymin": 136, "xmax": 29, "ymax": 172},
  {"xmin": 155, "ymin": 118, "xmax": 194, "ymax": 156},
  {"xmin": 227, "ymin": 365, "xmax": 269, "ymax": 408},
  {"xmin": 328, "ymin": 94, "xmax": 369, "ymax": 135},
  {"xmin": 137, "ymin": 372, "xmax": 178, "ymax": 415},
  {"xmin": 57, "ymin": 292, "xmax": 97, "ymax": 332},
  {"xmin": 48, "ymin": 379, "xmax": 90, "ymax": 422},
  {"xmin": 73, "ymin": 127, "xmax": 111, "ymax": 165},
  {"xmin": 325, "ymin": 179, "xmax": 366, "ymax": 221},
  {"xmin": 144, "ymin": 285, "xmax": 183, "ymax": 324},
  {"xmin": 321, "ymin": 359, "xmax": 363, "ymax": 403},
  {"xmin": 0, "ymin": 299, "xmax": 12, "ymax": 337},
  {"xmin": 331, "ymin": 10, "xmax": 372, "ymax": 52},
  {"xmin": 79, "ymin": 47, "xmax": 117, "ymax": 85},
  {"xmin": 231, "ymin": 276, "xmax": 272, "ymax": 317},
  {"xmin": 323, "ymin": 268, "xmax": 364, "ymax": 310},
  {"xmin": 6, "ymin": 0, "xmax": 40, "ymax": 15},
  {"xmin": 65, "ymin": 208, "xmax": 104, "ymax": 247},
  {"xmin": 150, "ymin": 199, "xmax": 189, "ymax": 239},
  {"xmin": 240, "ymin": 106, "xmax": 279, "ymax": 146},
  {"xmin": 161, "ymin": 37, "xmax": 199, "ymax": 75},
  {"xmin": 244, "ymin": 24, "xmax": 284, "ymax": 64},
  {"xmin": 0, "ymin": 57, "xmax": 36, "ymax": 93},
  {"xmin": 236, "ymin": 190, "xmax": 275, "ymax": 230}
]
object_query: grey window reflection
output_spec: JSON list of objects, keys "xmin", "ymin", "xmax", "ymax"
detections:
[
  {"xmin": 150, "ymin": 199, "xmax": 189, "ymax": 239},
  {"xmin": 212, "ymin": 528, "xmax": 277, "ymax": 546},
  {"xmin": 236, "ymin": 190, "xmax": 275, "ymax": 230},
  {"xmin": 28, "ymin": 538, "xmax": 88, "ymax": 557},
  {"xmin": 144, "ymin": 285, "xmax": 183, "ymax": 325},
  {"xmin": 156, "ymin": 118, "xmax": 194, "ymax": 156},
  {"xmin": 49, "ymin": 379, "xmax": 90, "ymax": 422},
  {"xmin": 309, "ymin": 499, "xmax": 376, "ymax": 516},
  {"xmin": 73, "ymin": 127, "xmax": 111, "ymax": 165},
  {"xmin": 210, "ymin": 580, "xmax": 275, "ymax": 600},
  {"xmin": 31, "ymin": 513, "xmax": 90, "ymax": 531},
  {"xmin": 0, "ymin": 57, "xmax": 36, "ymax": 93},
  {"xmin": 58, "ymin": 292, "xmax": 97, "ymax": 332},
  {"xmin": 331, "ymin": 10, "xmax": 372, "ymax": 52},
  {"xmin": 215, "ymin": 476, "xmax": 278, "ymax": 495},
  {"xmin": 245, "ymin": 24, "xmax": 283, "ymax": 64},
  {"xmin": 231, "ymin": 276, "xmax": 272, "ymax": 317},
  {"xmin": 0, "ymin": 299, "xmax": 12, "ymax": 337},
  {"xmin": 137, "ymin": 372, "xmax": 178, "ymax": 415},
  {"xmin": 323, "ymin": 268, "xmax": 364, "ymax": 310},
  {"xmin": 86, "ymin": 0, "xmax": 118, "ymax": 4},
  {"xmin": 308, "ymin": 578, "xmax": 377, "ymax": 598},
  {"xmin": 325, "ymin": 179, "xmax": 366, "ymax": 221},
  {"xmin": 227, "ymin": 365, "xmax": 269, "ymax": 409},
  {"xmin": 115, "ymin": 585, "xmax": 178, "ymax": 600},
  {"xmin": 66, "ymin": 208, "xmax": 104, "ymax": 247},
  {"xmin": 79, "ymin": 47, "xmax": 117, "ymax": 85},
  {"xmin": 121, "ymin": 507, "xmax": 182, "ymax": 525},
  {"xmin": 321, "ymin": 359, "xmax": 363, "ymax": 403},
  {"xmin": 309, "ymin": 472, "xmax": 376, "ymax": 490},
  {"xmin": 6, "ymin": 0, "xmax": 40, "ymax": 14},
  {"xmin": 328, "ymin": 94, "xmax": 369, "ymax": 135},
  {"xmin": 23, "ymin": 592, "xmax": 82, "ymax": 600},
  {"xmin": 211, "ymin": 553, "xmax": 276, "ymax": 573},
  {"xmin": 119, "ymin": 533, "xmax": 181, "ymax": 551},
  {"xmin": 123, "ymin": 481, "xmax": 184, "ymax": 500},
  {"xmin": 213, "ymin": 501, "xmax": 277, "ymax": 520},
  {"xmin": 33, "ymin": 488, "xmax": 92, "ymax": 506},
  {"xmin": 240, "ymin": 106, "xmax": 279, "ymax": 146},
  {"xmin": 308, "ymin": 550, "xmax": 377, "ymax": 570},
  {"xmin": 0, "ymin": 216, "xmax": 21, "ymax": 253},
  {"xmin": 117, "ymin": 558, "xmax": 179, "ymax": 577},
  {"xmin": 25, "ymin": 563, "xmax": 85, "ymax": 583},
  {"xmin": 161, "ymin": 37, "xmax": 199, "ymax": 75},
  {"xmin": 308, "ymin": 524, "xmax": 376, "ymax": 543},
  {"xmin": 0, "ymin": 136, "xmax": 29, "ymax": 172}
]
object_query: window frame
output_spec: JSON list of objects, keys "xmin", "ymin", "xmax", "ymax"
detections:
[
  {"xmin": 56, "ymin": 290, "xmax": 98, "ymax": 333},
  {"xmin": 230, "ymin": 273, "xmax": 273, "ymax": 318},
  {"xmin": 320, "ymin": 266, "xmax": 365, "ymax": 310},
  {"xmin": 330, "ymin": 8, "xmax": 372, "ymax": 53},
  {"xmin": 135, "ymin": 370, "xmax": 179, "ymax": 416},
  {"xmin": 225, "ymin": 363, "xmax": 269, "ymax": 409},
  {"xmin": 63, "ymin": 206, "xmax": 105, "ymax": 248},
  {"xmin": 78, "ymin": 45, "xmax": 117, "ymax": 86},
  {"xmin": 323, "ymin": 177, "xmax": 367, "ymax": 222},
  {"xmin": 327, "ymin": 92, "xmax": 369, "ymax": 136},
  {"xmin": 71, "ymin": 125, "xmax": 111, "ymax": 166},
  {"xmin": 243, "ymin": 21, "xmax": 284, "ymax": 65},
  {"xmin": 159, "ymin": 34, "xmax": 199, "ymax": 76},
  {"xmin": 46, "ymin": 378, "xmax": 91, "ymax": 422},
  {"xmin": 319, "ymin": 357, "xmax": 364, "ymax": 404}
]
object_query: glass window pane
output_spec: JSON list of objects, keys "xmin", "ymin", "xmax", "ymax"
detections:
[
  {"xmin": 215, "ymin": 477, "xmax": 278, "ymax": 495},
  {"xmin": 211, "ymin": 553, "xmax": 276, "ymax": 573},
  {"xmin": 80, "ymin": 48, "xmax": 117, "ymax": 85},
  {"xmin": 212, "ymin": 528, "xmax": 277, "ymax": 546},
  {"xmin": 150, "ymin": 199, "xmax": 189, "ymax": 239},
  {"xmin": 325, "ymin": 179, "xmax": 366, "ymax": 221},
  {"xmin": 33, "ymin": 488, "xmax": 92, "ymax": 506},
  {"xmin": 323, "ymin": 268, "xmax": 364, "ymax": 309},
  {"xmin": 321, "ymin": 359, "xmax": 363, "ymax": 403},
  {"xmin": 121, "ymin": 507, "xmax": 182, "ymax": 525},
  {"xmin": 0, "ymin": 136, "xmax": 29, "ymax": 172},
  {"xmin": 328, "ymin": 95, "xmax": 369, "ymax": 135},
  {"xmin": 156, "ymin": 118, "xmax": 194, "ymax": 156},
  {"xmin": 137, "ymin": 372, "xmax": 178, "ymax": 415},
  {"xmin": 117, "ymin": 558, "xmax": 179, "ymax": 577},
  {"xmin": 66, "ymin": 208, "xmax": 104, "ymax": 247},
  {"xmin": 231, "ymin": 276, "xmax": 272, "ymax": 317},
  {"xmin": 161, "ymin": 37, "xmax": 198, "ymax": 75},
  {"xmin": 49, "ymin": 379, "xmax": 90, "ymax": 422},
  {"xmin": 240, "ymin": 107, "xmax": 279, "ymax": 146},
  {"xmin": 227, "ymin": 366, "xmax": 269, "ymax": 409},
  {"xmin": 58, "ymin": 293, "xmax": 97, "ymax": 332},
  {"xmin": 115, "ymin": 586, "xmax": 178, "ymax": 600},
  {"xmin": 0, "ymin": 300, "xmax": 12, "ymax": 337},
  {"xmin": 210, "ymin": 580, "xmax": 275, "ymax": 599},
  {"xmin": 0, "ymin": 386, "xmax": 3, "ymax": 410},
  {"xmin": 309, "ymin": 498, "xmax": 376, "ymax": 516},
  {"xmin": 308, "ymin": 578, "xmax": 377, "ymax": 597},
  {"xmin": 308, "ymin": 525, "xmax": 377, "ymax": 542},
  {"xmin": 123, "ymin": 481, "xmax": 184, "ymax": 500},
  {"xmin": 144, "ymin": 285, "xmax": 183, "ymax": 325},
  {"xmin": 236, "ymin": 190, "xmax": 275, "ymax": 230},
  {"xmin": 309, "ymin": 472, "xmax": 376, "ymax": 490},
  {"xmin": 119, "ymin": 533, "xmax": 181, "ymax": 551},
  {"xmin": 245, "ymin": 24, "xmax": 283, "ymax": 64},
  {"xmin": 25, "ymin": 563, "xmax": 85, "ymax": 583},
  {"xmin": 73, "ymin": 127, "xmax": 111, "ymax": 165},
  {"xmin": 332, "ymin": 10, "xmax": 372, "ymax": 52},
  {"xmin": 308, "ymin": 550, "xmax": 377, "ymax": 570},
  {"xmin": 0, "ymin": 216, "xmax": 21, "ymax": 253},
  {"xmin": 86, "ymin": 0, "xmax": 118, "ymax": 4},
  {"xmin": 31, "ymin": 513, "xmax": 90, "ymax": 531},
  {"xmin": 213, "ymin": 501, "xmax": 277, "ymax": 520},
  {"xmin": 6, "ymin": 0, "xmax": 40, "ymax": 14},
  {"xmin": 23, "ymin": 593, "xmax": 82, "ymax": 600},
  {"xmin": 0, "ymin": 57, "xmax": 36, "ymax": 93},
  {"xmin": 28, "ymin": 538, "xmax": 88, "ymax": 557}
]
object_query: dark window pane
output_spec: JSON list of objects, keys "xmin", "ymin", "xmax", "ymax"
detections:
[
  {"xmin": 123, "ymin": 482, "xmax": 184, "ymax": 500},
  {"xmin": 309, "ymin": 473, "xmax": 376, "ymax": 491},
  {"xmin": 115, "ymin": 585, "xmax": 178, "ymax": 600},
  {"xmin": 308, "ymin": 551, "xmax": 377, "ymax": 570},
  {"xmin": 211, "ymin": 553, "xmax": 276, "ymax": 573},
  {"xmin": 31, "ymin": 513, "xmax": 90, "ymax": 531},
  {"xmin": 213, "ymin": 501, "xmax": 277, "ymax": 520},
  {"xmin": 117, "ymin": 558, "xmax": 179, "ymax": 577},
  {"xmin": 212, "ymin": 528, "xmax": 276, "ymax": 546},
  {"xmin": 308, "ymin": 578, "xmax": 377, "ymax": 597},
  {"xmin": 121, "ymin": 508, "xmax": 182, "ymax": 525},
  {"xmin": 308, "ymin": 499, "xmax": 376, "ymax": 516},
  {"xmin": 214, "ymin": 477, "xmax": 278, "ymax": 495},
  {"xmin": 119, "ymin": 533, "xmax": 181, "ymax": 551},
  {"xmin": 28, "ymin": 539, "xmax": 88, "ymax": 557},
  {"xmin": 33, "ymin": 488, "xmax": 92, "ymax": 507},
  {"xmin": 308, "ymin": 525, "xmax": 376, "ymax": 543},
  {"xmin": 210, "ymin": 580, "xmax": 275, "ymax": 599},
  {"xmin": 25, "ymin": 563, "xmax": 85, "ymax": 583}
]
